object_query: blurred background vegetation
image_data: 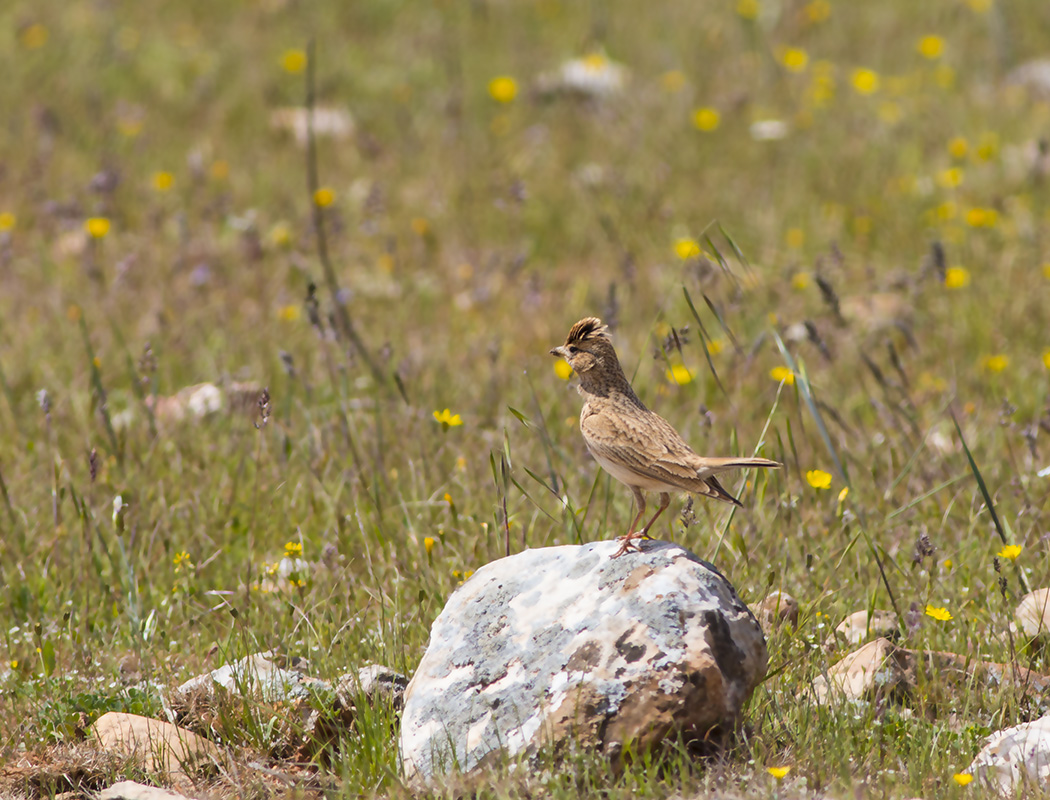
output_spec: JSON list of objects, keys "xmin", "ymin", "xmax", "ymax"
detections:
[{"xmin": 3, "ymin": 0, "xmax": 1050, "ymax": 796}]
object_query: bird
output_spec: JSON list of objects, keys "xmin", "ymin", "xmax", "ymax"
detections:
[{"xmin": 549, "ymin": 317, "xmax": 781, "ymax": 557}]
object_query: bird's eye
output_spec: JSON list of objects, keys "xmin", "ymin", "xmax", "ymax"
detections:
[{"xmin": 567, "ymin": 345, "xmax": 579, "ymax": 354}]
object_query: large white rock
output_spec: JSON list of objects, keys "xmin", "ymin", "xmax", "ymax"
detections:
[
  {"xmin": 399, "ymin": 540, "xmax": 767, "ymax": 784},
  {"xmin": 968, "ymin": 714, "xmax": 1050, "ymax": 794}
]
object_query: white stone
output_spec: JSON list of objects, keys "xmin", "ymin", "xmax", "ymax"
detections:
[
  {"xmin": 399, "ymin": 540, "xmax": 766, "ymax": 784},
  {"xmin": 968, "ymin": 714, "xmax": 1050, "ymax": 794}
]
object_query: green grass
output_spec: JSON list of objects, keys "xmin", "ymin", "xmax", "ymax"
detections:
[{"xmin": 3, "ymin": 0, "xmax": 1050, "ymax": 796}]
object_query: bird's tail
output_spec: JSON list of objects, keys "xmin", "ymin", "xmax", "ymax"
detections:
[
  {"xmin": 694, "ymin": 456, "xmax": 782, "ymax": 475},
  {"xmin": 692, "ymin": 456, "xmax": 781, "ymax": 506}
]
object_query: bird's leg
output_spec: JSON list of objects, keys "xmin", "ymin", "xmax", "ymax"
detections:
[
  {"xmin": 639, "ymin": 493, "xmax": 671, "ymax": 539},
  {"xmin": 613, "ymin": 487, "xmax": 648, "ymax": 557}
]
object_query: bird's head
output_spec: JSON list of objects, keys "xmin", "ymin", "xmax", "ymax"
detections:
[{"xmin": 549, "ymin": 317, "xmax": 619, "ymax": 376}]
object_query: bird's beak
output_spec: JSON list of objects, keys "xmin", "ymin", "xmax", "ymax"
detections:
[{"xmin": 549, "ymin": 346, "xmax": 566, "ymax": 358}]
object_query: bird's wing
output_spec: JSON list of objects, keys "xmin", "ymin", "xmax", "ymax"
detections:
[{"xmin": 581, "ymin": 406, "xmax": 709, "ymax": 491}]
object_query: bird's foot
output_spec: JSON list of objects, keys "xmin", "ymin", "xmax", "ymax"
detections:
[{"xmin": 612, "ymin": 532, "xmax": 646, "ymax": 557}]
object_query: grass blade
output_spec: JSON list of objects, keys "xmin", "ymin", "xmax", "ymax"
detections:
[{"xmin": 951, "ymin": 411, "xmax": 1031, "ymax": 593}]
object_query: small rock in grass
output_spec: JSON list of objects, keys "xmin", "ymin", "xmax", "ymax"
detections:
[
  {"xmin": 91, "ymin": 712, "xmax": 221, "ymax": 784},
  {"xmin": 1014, "ymin": 588, "xmax": 1050, "ymax": 638},
  {"xmin": 811, "ymin": 638, "xmax": 909, "ymax": 705},
  {"xmin": 335, "ymin": 664, "xmax": 409, "ymax": 711},
  {"xmin": 812, "ymin": 639, "xmax": 1050, "ymax": 707},
  {"xmin": 1005, "ymin": 59, "xmax": 1050, "ymax": 101},
  {"xmin": 270, "ymin": 106, "xmax": 354, "ymax": 147},
  {"xmin": 99, "ymin": 781, "xmax": 197, "ymax": 800},
  {"xmin": 755, "ymin": 591, "xmax": 799, "ymax": 632},
  {"xmin": 147, "ymin": 381, "xmax": 263, "ymax": 424},
  {"xmin": 968, "ymin": 714, "xmax": 1050, "ymax": 795},
  {"xmin": 399, "ymin": 539, "xmax": 767, "ymax": 785},
  {"xmin": 825, "ymin": 609, "xmax": 899, "ymax": 650},
  {"xmin": 175, "ymin": 651, "xmax": 327, "ymax": 705},
  {"xmin": 536, "ymin": 54, "xmax": 628, "ymax": 99}
]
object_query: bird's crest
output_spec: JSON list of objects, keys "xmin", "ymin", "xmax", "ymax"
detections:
[{"xmin": 565, "ymin": 317, "xmax": 609, "ymax": 346}]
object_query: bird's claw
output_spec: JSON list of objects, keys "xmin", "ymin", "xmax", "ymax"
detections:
[{"xmin": 612, "ymin": 531, "xmax": 648, "ymax": 557}]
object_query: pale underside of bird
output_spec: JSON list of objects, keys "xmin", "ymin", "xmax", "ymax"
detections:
[{"xmin": 551, "ymin": 316, "xmax": 780, "ymax": 556}]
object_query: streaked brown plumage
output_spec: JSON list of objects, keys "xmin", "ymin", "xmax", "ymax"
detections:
[{"xmin": 550, "ymin": 317, "xmax": 780, "ymax": 556}]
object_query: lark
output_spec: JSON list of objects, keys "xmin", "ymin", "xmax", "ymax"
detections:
[{"xmin": 550, "ymin": 317, "xmax": 781, "ymax": 556}]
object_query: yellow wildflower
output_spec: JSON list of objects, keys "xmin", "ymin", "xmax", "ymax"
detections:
[
  {"xmin": 85, "ymin": 217, "xmax": 111, "ymax": 239},
  {"xmin": 277, "ymin": 304, "xmax": 300, "ymax": 322},
  {"xmin": 965, "ymin": 207, "xmax": 998, "ymax": 228},
  {"xmin": 768, "ymin": 766, "xmax": 791, "ymax": 779},
  {"xmin": 837, "ymin": 487, "xmax": 849, "ymax": 503},
  {"xmin": 944, "ymin": 266, "xmax": 970, "ymax": 289},
  {"xmin": 938, "ymin": 167, "xmax": 964, "ymax": 188},
  {"xmin": 781, "ymin": 48, "xmax": 809, "ymax": 73},
  {"xmin": 943, "ymin": 558, "xmax": 953, "ymax": 570},
  {"xmin": 488, "ymin": 76, "xmax": 518, "ymax": 103},
  {"xmin": 433, "ymin": 408, "xmax": 463, "ymax": 429},
  {"xmin": 998, "ymin": 544, "xmax": 1022, "ymax": 560},
  {"xmin": 661, "ymin": 70, "xmax": 686, "ymax": 93},
  {"xmin": 786, "ymin": 228, "xmax": 805, "ymax": 249},
  {"xmin": 851, "ymin": 68, "xmax": 880, "ymax": 95},
  {"xmin": 118, "ymin": 117, "xmax": 143, "ymax": 138},
  {"xmin": 976, "ymin": 133, "xmax": 999, "ymax": 161},
  {"xmin": 770, "ymin": 366, "xmax": 794, "ymax": 385},
  {"xmin": 936, "ymin": 201, "xmax": 957, "ymax": 221},
  {"xmin": 807, "ymin": 69, "xmax": 835, "ymax": 107},
  {"xmin": 981, "ymin": 354, "xmax": 1008, "ymax": 373},
  {"xmin": 878, "ymin": 102, "xmax": 901, "ymax": 124},
  {"xmin": 953, "ymin": 773, "xmax": 973, "ymax": 786},
  {"xmin": 736, "ymin": 0, "xmax": 759, "ymax": 19},
  {"xmin": 281, "ymin": 49, "xmax": 307, "ymax": 74},
  {"xmin": 554, "ymin": 360, "xmax": 573, "ymax": 380},
  {"xmin": 792, "ymin": 272, "xmax": 810, "ymax": 291},
  {"xmin": 665, "ymin": 365, "xmax": 695, "ymax": 385},
  {"xmin": 806, "ymin": 470, "xmax": 832, "ymax": 490},
  {"xmin": 707, "ymin": 339, "xmax": 724, "ymax": 356},
  {"xmin": 804, "ymin": 0, "xmax": 831, "ymax": 22},
  {"xmin": 692, "ymin": 107, "xmax": 721, "ymax": 132},
  {"xmin": 152, "ymin": 171, "xmax": 174, "ymax": 192},
  {"xmin": 948, "ymin": 137, "xmax": 969, "ymax": 159},
  {"xmin": 424, "ymin": 537, "xmax": 435, "ymax": 555},
  {"xmin": 934, "ymin": 64, "xmax": 955, "ymax": 89},
  {"xmin": 284, "ymin": 541, "xmax": 303, "ymax": 557},
  {"xmin": 0, "ymin": 212, "xmax": 15, "ymax": 231},
  {"xmin": 674, "ymin": 237, "xmax": 702, "ymax": 260},
  {"xmin": 917, "ymin": 35, "xmax": 945, "ymax": 60},
  {"xmin": 20, "ymin": 23, "xmax": 48, "ymax": 49},
  {"xmin": 269, "ymin": 222, "xmax": 292, "ymax": 247},
  {"xmin": 268, "ymin": 221, "xmax": 294, "ymax": 246},
  {"xmin": 313, "ymin": 188, "xmax": 335, "ymax": 207},
  {"xmin": 1042, "ymin": 349, "xmax": 1050, "ymax": 370},
  {"xmin": 925, "ymin": 605, "xmax": 952, "ymax": 622}
]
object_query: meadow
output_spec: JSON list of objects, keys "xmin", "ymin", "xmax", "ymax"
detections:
[{"xmin": 2, "ymin": 0, "xmax": 1050, "ymax": 796}]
